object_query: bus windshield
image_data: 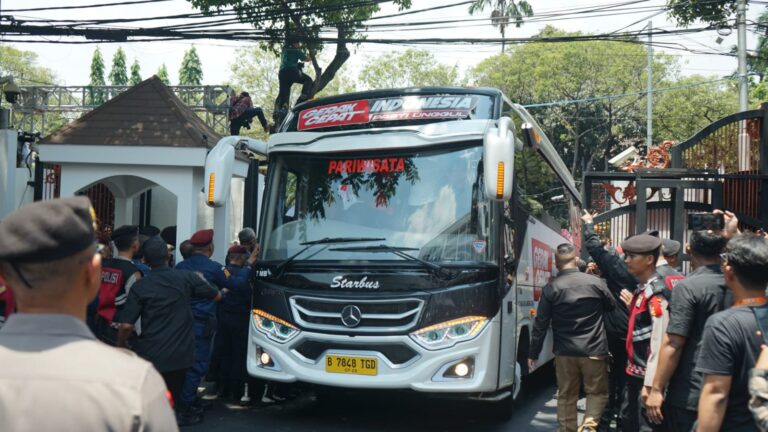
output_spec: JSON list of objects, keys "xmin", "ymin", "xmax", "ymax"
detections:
[{"xmin": 261, "ymin": 145, "xmax": 495, "ymax": 264}]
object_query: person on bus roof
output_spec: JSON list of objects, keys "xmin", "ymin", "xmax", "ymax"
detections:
[{"xmin": 274, "ymin": 35, "xmax": 313, "ymax": 115}]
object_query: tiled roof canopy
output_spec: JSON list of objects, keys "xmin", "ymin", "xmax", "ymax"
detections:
[{"xmin": 42, "ymin": 75, "xmax": 221, "ymax": 148}]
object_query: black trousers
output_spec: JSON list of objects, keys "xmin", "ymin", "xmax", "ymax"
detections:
[
  {"xmin": 622, "ymin": 376, "xmax": 669, "ymax": 432},
  {"xmin": 161, "ymin": 368, "xmax": 188, "ymax": 409},
  {"xmin": 275, "ymin": 66, "xmax": 313, "ymax": 110},
  {"xmin": 210, "ymin": 313, "xmax": 250, "ymax": 398},
  {"xmin": 230, "ymin": 108, "xmax": 268, "ymax": 135},
  {"xmin": 665, "ymin": 405, "xmax": 696, "ymax": 432},
  {"xmin": 601, "ymin": 336, "xmax": 628, "ymax": 430}
]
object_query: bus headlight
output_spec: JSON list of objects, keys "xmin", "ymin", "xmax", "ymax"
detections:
[
  {"xmin": 252, "ymin": 309, "xmax": 300, "ymax": 343},
  {"xmin": 409, "ymin": 316, "xmax": 488, "ymax": 350}
]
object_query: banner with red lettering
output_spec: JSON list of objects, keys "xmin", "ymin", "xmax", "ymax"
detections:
[
  {"xmin": 297, "ymin": 96, "xmax": 477, "ymax": 131},
  {"xmin": 531, "ymin": 239, "xmax": 553, "ymax": 301}
]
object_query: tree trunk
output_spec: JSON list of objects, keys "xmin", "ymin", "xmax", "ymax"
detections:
[{"xmin": 310, "ymin": 26, "xmax": 350, "ymax": 97}]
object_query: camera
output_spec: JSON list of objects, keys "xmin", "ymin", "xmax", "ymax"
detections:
[
  {"xmin": 687, "ymin": 212, "xmax": 724, "ymax": 231},
  {"xmin": 608, "ymin": 146, "xmax": 639, "ymax": 168}
]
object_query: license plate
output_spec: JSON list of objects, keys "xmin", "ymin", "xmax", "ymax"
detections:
[{"xmin": 325, "ymin": 355, "xmax": 378, "ymax": 376}]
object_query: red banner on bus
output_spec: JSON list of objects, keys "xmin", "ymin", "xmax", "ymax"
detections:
[{"xmin": 298, "ymin": 101, "xmax": 370, "ymax": 131}]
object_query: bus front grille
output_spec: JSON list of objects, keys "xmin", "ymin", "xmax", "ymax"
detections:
[{"xmin": 289, "ymin": 296, "xmax": 424, "ymax": 333}]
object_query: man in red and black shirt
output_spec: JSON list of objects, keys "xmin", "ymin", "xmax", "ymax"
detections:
[
  {"xmin": 620, "ymin": 233, "xmax": 680, "ymax": 431},
  {"xmin": 95, "ymin": 225, "xmax": 142, "ymax": 345}
]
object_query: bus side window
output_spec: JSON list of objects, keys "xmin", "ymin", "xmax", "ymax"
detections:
[{"xmin": 514, "ymin": 147, "xmax": 572, "ymax": 234}]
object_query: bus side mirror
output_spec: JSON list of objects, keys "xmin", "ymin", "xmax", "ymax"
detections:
[
  {"xmin": 483, "ymin": 116, "xmax": 515, "ymax": 201},
  {"xmin": 521, "ymin": 122, "xmax": 539, "ymax": 150}
]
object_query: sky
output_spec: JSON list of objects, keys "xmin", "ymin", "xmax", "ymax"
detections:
[{"xmin": 0, "ymin": 0, "xmax": 763, "ymax": 87}]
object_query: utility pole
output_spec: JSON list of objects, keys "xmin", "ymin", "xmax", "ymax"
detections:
[
  {"xmin": 737, "ymin": 0, "xmax": 750, "ymax": 171},
  {"xmin": 737, "ymin": 0, "xmax": 748, "ymax": 112},
  {"xmin": 647, "ymin": 20, "xmax": 653, "ymax": 149}
]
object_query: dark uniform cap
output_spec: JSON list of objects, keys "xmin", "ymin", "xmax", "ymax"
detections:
[
  {"xmin": 111, "ymin": 225, "xmax": 139, "ymax": 240},
  {"xmin": 228, "ymin": 245, "xmax": 248, "ymax": 255},
  {"xmin": 621, "ymin": 234, "xmax": 662, "ymax": 254},
  {"xmin": 0, "ymin": 197, "xmax": 97, "ymax": 263},
  {"xmin": 190, "ymin": 229, "xmax": 214, "ymax": 246},
  {"xmin": 661, "ymin": 238, "xmax": 681, "ymax": 256},
  {"xmin": 143, "ymin": 236, "xmax": 169, "ymax": 265}
]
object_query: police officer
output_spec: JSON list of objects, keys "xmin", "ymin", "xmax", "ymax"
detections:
[
  {"xmin": 0, "ymin": 197, "xmax": 177, "ymax": 431},
  {"xmin": 620, "ymin": 233, "xmax": 673, "ymax": 432},
  {"xmin": 175, "ymin": 229, "xmax": 256, "ymax": 413},
  {"xmin": 95, "ymin": 225, "xmax": 142, "ymax": 345},
  {"xmin": 210, "ymin": 245, "xmax": 256, "ymax": 403},
  {"xmin": 656, "ymin": 239, "xmax": 682, "ymax": 278}
]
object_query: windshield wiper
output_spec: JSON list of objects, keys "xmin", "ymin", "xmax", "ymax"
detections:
[
  {"xmin": 273, "ymin": 237, "xmax": 385, "ymax": 277},
  {"xmin": 329, "ymin": 244, "xmax": 457, "ymax": 280}
]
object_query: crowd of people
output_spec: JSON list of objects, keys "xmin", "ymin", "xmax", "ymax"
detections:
[
  {"xmin": 530, "ymin": 208, "xmax": 768, "ymax": 432},
  {"xmin": 3, "ymin": 195, "xmax": 768, "ymax": 431},
  {"xmin": 0, "ymin": 199, "xmax": 269, "ymax": 428}
]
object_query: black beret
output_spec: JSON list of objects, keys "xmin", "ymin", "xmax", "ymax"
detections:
[
  {"xmin": 112, "ymin": 225, "xmax": 139, "ymax": 240},
  {"xmin": 661, "ymin": 239, "xmax": 681, "ymax": 256},
  {"xmin": 621, "ymin": 234, "xmax": 662, "ymax": 254},
  {"xmin": 0, "ymin": 197, "xmax": 97, "ymax": 263}
]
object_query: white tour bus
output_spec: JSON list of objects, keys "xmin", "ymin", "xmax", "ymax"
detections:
[{"xmin": 205, "ymin": 87, "xmax": 583, "ymax": 416}]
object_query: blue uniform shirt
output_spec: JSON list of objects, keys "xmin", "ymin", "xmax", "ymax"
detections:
[{"xmin": 175, "ymin": 253, "xmax": 251, "ymax": 321}]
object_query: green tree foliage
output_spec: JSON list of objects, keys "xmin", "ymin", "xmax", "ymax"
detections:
[
  {"xmin": 179, "ymin": 46, "xmax": 204, "ymax": 85},
  {"xmin": 654, "ymin": 76, "xmax": 739, "ymax": 141},
  {"xmin": 109, "ymin": 47, "xmax": 129, "ymax": 86},
  {"xmin": 0, "ymin": 45, "xmax": 67, "ymax": 133},
  {"xmin": 88, "ymin": 47, "xmax": 106, "ymax": 105},
  {"xmin": 156, "ymin": 63, "xmax": 170, "ymax": 85},
  {"xmin": 667, "ymin": 0, "xmax": 738, "ymax": 26},
  {"xmin": 130, "ymin": 59, "xmax": 142, "ymax": 86},
  {"xmin": 468, "ymin": 0, "xmax": 533, "ymax": 52},
  {"xmin": 749, "ymin": 9, "xmax": 768, "ymax": 82},
  {"xmin": 470, "ymin": 26, "xmax": 736, "ymax": 182},
  {"xmin": 0, "ymin": 45, "xmax": 57, "ymax": 85},
  {"xmin": 358, "ymin": 49, "xmax": 460, "ymax": 90},
  {"xmin": 189, "ymin": 0, "xmax": 411, "ymax": 103}
]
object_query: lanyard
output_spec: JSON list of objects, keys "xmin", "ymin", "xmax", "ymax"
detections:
[{"xmin": 734, "ymin": 297, "xmax": 768, "ymax": 307}]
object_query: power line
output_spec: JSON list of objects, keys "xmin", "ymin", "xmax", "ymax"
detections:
[{"xmin": 2, "ymin": 0, "xmax": 174, "ymax": 13}]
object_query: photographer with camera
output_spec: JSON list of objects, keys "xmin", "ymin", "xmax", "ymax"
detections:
[
  {"xmin": 695, "ymin": 232, "xmax": 768, "ymax": 432},
  {"xmin": 644, "ymin": 211, "xmax": 734, "ymax": 431}
]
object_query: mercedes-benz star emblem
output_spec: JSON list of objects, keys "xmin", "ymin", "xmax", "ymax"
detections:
[{"xmin": 340, "ymin": 305, "xmax": 362, "ymax": 328}]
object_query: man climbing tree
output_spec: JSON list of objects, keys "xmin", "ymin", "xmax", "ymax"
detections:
[
  {"xmin": 274, "ymin": 35, "xmax": 314, "ymax": 120},
  {"xmin": 188, "ymin": 0, "xmax": 412, "ymax": 129}
]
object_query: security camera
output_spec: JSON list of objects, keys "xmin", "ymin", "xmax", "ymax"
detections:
[
  {"xmin": 609, "ymin": 146, "xmax": 639, "ymax": 168},
  {"xmin": 3, "ymin": 79, "xmax": 20, "ymax": 104}
]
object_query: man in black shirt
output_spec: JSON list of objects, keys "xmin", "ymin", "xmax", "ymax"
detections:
[
  {"xmin": 645, "ymin": 229, "xmax": 728, "ymax": 431},
  {"xmin": 529, "ymin": 243, "xmax": 616, "ymax": 432},
  {"xmin": 116, "ymin": 236, "xmax": 220, "ymax": 426},
  {"xmin": 696, "ymin": 233, "xmax": 768, "ymax": 432},
  {"xmin": 582, "ymin": 211, "xmax": 637, "ymax": 431}
]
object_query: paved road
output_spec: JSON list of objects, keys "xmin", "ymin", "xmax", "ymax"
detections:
[{"xmin": 188, "ymin": 366, "xmax": 561, "ymax": 431}]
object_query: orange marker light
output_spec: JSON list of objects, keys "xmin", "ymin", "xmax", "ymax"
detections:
[
  {"xmin": 496, "ymin": 162, "xmax": 505, "ymax": 199},
  {"xmin": 530, "ymin": 308, "xmax": 536, "ymax": 317},
  {"xmin": 207, "ymin": 173, "xmax": 215, "ymax": 205}
]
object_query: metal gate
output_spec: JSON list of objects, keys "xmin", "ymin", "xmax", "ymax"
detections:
[{"xmin": 583, "ymin": 103, "xmax": 768, "ymax": 266}]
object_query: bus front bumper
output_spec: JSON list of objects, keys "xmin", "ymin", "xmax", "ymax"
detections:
[{"xmin": 246, "ymin": 319, "xmax": 501, "ymax": 393}]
